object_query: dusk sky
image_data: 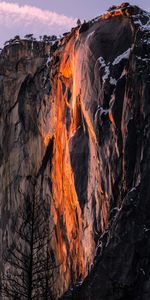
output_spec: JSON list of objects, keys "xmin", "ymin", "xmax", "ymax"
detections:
[{"xmin": 0, "ymin": 0, "xmax": 150, "ymax": 47}]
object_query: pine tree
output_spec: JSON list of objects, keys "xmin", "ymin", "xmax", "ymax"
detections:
[
  {"xmin": 1, "ymin": 180, "xmax": 57, "ymax": 299},
  {"xmin": 77, "ymin": 19, "xmax": 81, "ymax": 26}
]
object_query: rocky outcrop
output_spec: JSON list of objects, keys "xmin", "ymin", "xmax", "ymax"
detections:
[
  {"xmin": 0, "ymin": 39, "xmax": 55, "ymax": 287},
  {"xmin": 1, "ymin": 3, "xmax": 150, "ymax": 299}
]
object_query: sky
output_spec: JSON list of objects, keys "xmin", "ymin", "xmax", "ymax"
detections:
[{"xmin": 0, "ymin": 0, "xmax": 150, "ymax": 47}]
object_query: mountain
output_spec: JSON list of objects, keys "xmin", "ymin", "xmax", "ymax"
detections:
[{"xmin": 0, "ymin": 2, "xmax": 150, "ymax": 299}]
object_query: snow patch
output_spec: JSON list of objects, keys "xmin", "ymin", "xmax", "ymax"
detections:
[
  {"xmin": 136, "ymin": 56, "xmax": 150, "ymax": 62},
  {"xmin": 130, "ymin": 187, "xmax": 136, "ymax": 192},
  {"xmin": 140, "ymin": 268, "xmax": 145, "ymax": 275},
  {"xmin": 133, "ymin": 11, "xmax": 150, "ymax": 32},
  {"xmin": 98, "ymin": 57, "xmax": 106, "ymax": 68},
  {"xmin": 112, "ymin": 48, "xmax": 131, "ymax": 65},
  {"xmin": 98, "ymin": 57, "xmax": 110, "ymax": 83},
  {"xmin": 46, "ymin": 56, "xmax": 52, "ymax": 66},
  {"xmin": 95, "ymin": 106, "xmax": 110, "ymax": 120},
  {"xmin": 141, "ymin": 25, "xmax": 150, "ymax": 31},
  {"xmin": 87, "ymin": 31, "xmax": 95, "ymax": 40},
  {"xmin": 144, "ymin": 225, "xmax": 150, "ymax": 233},
  {"xmin": 144, "ymin": 39, "xmax": 150, "ymax": 44},
  {"xmin": 133, "ymin": 19, "xmax": 142, "ymax": 26},
  {"xmin": 110, "ymin": 77, "xmax": 117, "ymax": 85}
]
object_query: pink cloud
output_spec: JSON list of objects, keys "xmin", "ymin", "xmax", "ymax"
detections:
[{"xmin": 0, "ymin": 1, "xmax": 76, "ymax": 33}]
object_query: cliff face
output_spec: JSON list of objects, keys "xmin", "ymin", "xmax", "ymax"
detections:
[
  {"xmin": 1, "ymin": 3, "xmax": 150, "ymax": 299},
  {"xmin": 0, "ymin": 39, "xmax": 55, "ymax": 283},
  {"xmin": 60, "ymin": 4, "xmax": 150, "ymax": 300}
]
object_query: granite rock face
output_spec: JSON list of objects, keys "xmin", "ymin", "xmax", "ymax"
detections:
[
  {"xmin": 1, "ymin": 3, "xmax": 150, "ymax": 299},
  {"xmin": 60, "ymin": 3, "xmax": 150, "ymax": 300}
]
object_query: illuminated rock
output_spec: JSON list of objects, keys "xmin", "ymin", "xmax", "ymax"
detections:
[{"xmin": 1, "ymin": 3, "xmax": 150, "ymax": 300}]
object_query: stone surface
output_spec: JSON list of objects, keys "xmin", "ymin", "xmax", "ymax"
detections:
[
  {"xmin": 60, "ymin": 3, "xmax": 150, "ymax": 300},
  {"xmin": 1, "ymin": 3, "xmax": 150, "ymax": 299}
]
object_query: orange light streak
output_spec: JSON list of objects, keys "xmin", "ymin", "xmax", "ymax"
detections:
[{"xmin": 101, "ymin": 8, "xmax": 130, "ymax": 20}]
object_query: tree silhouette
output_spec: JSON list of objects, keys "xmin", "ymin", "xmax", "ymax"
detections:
[
  {"xmin": 14, "ymin": 35, "xmax": 20, "ymax": 40},
  {"xmin": 1, "ymin": 180, "xmax": 57, "ymax": 299},
  {"xmin": 77, "ymin": 19, "xmax": 81, "ymax": 26},
  {"xmin": 24, "ymin": 34, "xmax": 34, "ymax": 40}
]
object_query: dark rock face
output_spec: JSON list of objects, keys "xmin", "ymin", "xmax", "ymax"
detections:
[
  {"xmin": 59, "ymin": 3, "xmax": 150, "ymax": 300},
  {"xmin": 1, "ymin": 3, "xmax": 150, "ymax": 300}
]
